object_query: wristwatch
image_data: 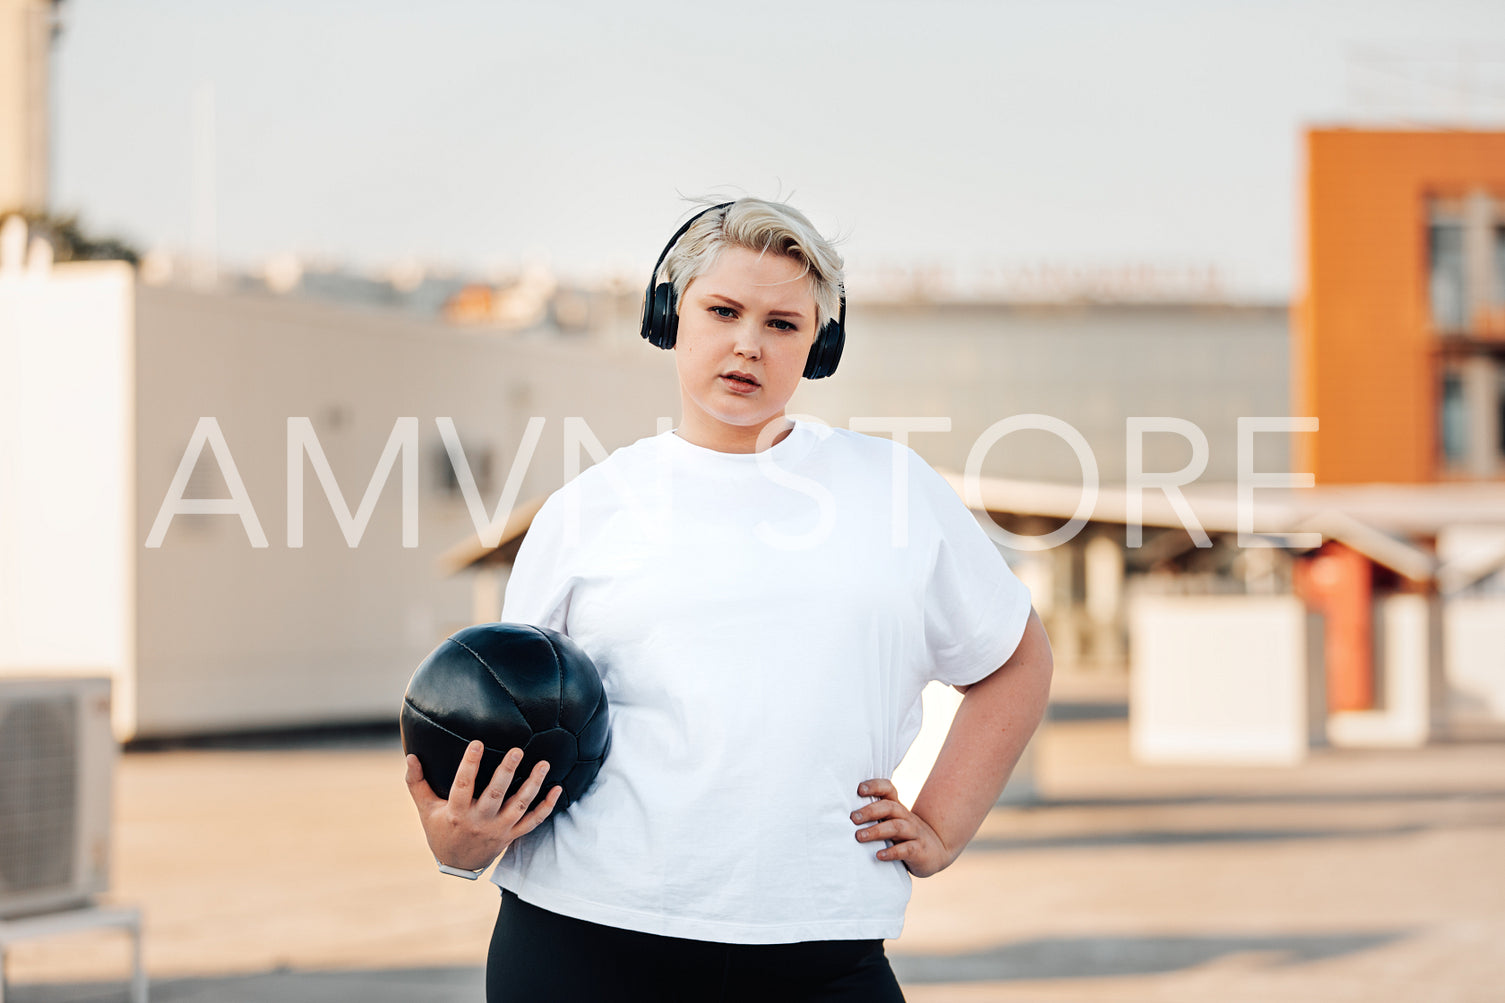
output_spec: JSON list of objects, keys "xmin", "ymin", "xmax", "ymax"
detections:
[{"xmin": 435, "ymin": 858, "xmax": 489, "ymax": 880}]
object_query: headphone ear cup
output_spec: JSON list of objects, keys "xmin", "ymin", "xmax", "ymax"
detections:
[
  {"xmin": 803, "ymin": 319, "xmax": 845, "ymax": 379},
  {"xmin": 658, "ymin": 282, "xmax": 679, "ymax": 349},
  {"xmin": 644, "ymin": 282, "xmax": 677, "ymax": 349},
  {"xmin": 639, "ymin": 282, "xmax": 660, "ymax": 345}
]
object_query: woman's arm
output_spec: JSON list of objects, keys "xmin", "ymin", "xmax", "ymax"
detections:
[{"xmin": 852, "ymin": 606, "xmax": 1053, "ymax": 877}]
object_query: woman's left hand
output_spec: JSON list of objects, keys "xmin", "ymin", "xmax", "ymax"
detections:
[{"xmin": 850, "ymin": 778, "xmax": 956, "ymax": 878}]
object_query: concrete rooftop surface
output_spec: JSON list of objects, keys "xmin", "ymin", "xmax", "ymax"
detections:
[{"xmin": 6, "ymin": 673, "xmax": 1504, "ymax": 1002}]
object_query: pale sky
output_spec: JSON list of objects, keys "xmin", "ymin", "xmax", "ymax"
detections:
[{"xmin": 51, "ymin": 0, "xmax": 1505, "ymax": 299}]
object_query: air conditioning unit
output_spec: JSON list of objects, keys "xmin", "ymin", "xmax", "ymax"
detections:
[{"xmin": 0, "ymin": 676, "xmax": 116, "ymax": 919}]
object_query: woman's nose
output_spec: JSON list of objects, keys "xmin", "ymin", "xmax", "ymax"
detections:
[{"xmin": 733, "ymin": 330, "xmax": 762, "ymax": 360}]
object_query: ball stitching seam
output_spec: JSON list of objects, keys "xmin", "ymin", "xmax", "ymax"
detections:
[{"xmin": 447, "ymin": 635, "xmax": 529, "ymax": 723}]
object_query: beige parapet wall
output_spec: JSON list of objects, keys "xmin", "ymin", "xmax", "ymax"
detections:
[{"xmin": 128, "ymin": 283, "xmax": 678, "ymax": 739}]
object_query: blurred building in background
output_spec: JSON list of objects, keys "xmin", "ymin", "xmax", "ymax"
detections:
[
  {"xmin": 1105, "ymin": 126, "xmax": 1505, "ymax": 765},
  {"xmin": 0, "ymin": 226, "xmax": 681, "ymax": 739},
  {"xmin": 1, "ymin": 225, "xmax": 1289, "ymax": 740},
  {"xmin": 1296, "ymin": 128, "xmax": 1505, "ymax": 484},
  {"xmin": 1286, "ymin": 128, "xmax": 1505, "ymax": 744},
  {"xmin": 7, "ymin": 162, "xmax": 1503, "ymax": 749},
  {"xmin": 4, "ymin": 15, "xmax": 1503, "ymax": 759}
]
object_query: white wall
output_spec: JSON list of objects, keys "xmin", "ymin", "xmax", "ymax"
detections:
[
  {"xmin": 1444, "ymin": 596, "xmax": 1505, "ymax": 727},
  {"xmin": 0, "ymin": 260, "xmax": 137, "ymax": 738},
  {"xmin": 1129, "ymin": 594, "xmax": 1316, "ymax": 764}
]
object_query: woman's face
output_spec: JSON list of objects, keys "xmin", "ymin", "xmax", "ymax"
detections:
[{"xmin": 673, "ymin": 245, "xmax": 819, "ymax": 452}]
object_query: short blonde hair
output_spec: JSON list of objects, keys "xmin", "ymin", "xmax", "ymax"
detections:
[{"xmin": 658, "ymin": 198, "xmax": 844, "ymax": 333}]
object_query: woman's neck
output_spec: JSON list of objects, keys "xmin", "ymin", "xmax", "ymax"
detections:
[{"xmin": 674, "ymin": 414, "xmax": 794, "ymax": 454}]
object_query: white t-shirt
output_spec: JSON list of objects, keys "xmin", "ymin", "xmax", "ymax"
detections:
[{"xmin": 492, "ymin": 419, "xmax": 1032, "ymax": 944}]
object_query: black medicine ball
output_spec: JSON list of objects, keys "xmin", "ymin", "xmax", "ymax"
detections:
[{"xmin": 400, "ymin": 623, "xmax": 610, "ymax": 812}]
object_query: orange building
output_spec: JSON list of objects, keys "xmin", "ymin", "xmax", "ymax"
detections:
[
  {"xmin": 1294, "ymin": 128, "xmax": 1505, "ymax": 714},
  {"xmin": 1295, "ymin": 128, "xmax": 1505, "ymax": 485}
]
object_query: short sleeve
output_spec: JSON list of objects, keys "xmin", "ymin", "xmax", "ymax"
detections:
[
  {"xmin": 909, "ymin": 451, "xmax": 1034, "ymax": 688},
  {"xmin": 499, "ymin": 490, "xmax": 576, "ymax": 633}
]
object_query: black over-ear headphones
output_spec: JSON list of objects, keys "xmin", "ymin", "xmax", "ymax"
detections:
[{"xmin": 638, "ymin": 201, "xmax": 846, "ymax": 379}]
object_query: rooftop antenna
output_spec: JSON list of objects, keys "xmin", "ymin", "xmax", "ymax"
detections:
[{"xmin": 1346, "ymin": 46, "xmax": 1505, "ymax": 127}]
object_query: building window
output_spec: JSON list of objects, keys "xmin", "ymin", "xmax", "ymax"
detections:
[
  {"xmin": 1498, "ymin": 367, "xmax": 1505, "ymax": 465},
  {"xmin": 1439, "ymin": 358, "xmax": 1505, "ymax": 476},
  {"xmin": 1428, "ymin": 194, "xmax": 1505, "ymax": 333},
  {"xmin": 1428, "ymin": 219, "xmax": 1467, "ymax": 331},
  {"xmin": 1495, "ymin": 225, "xmax": 1505, "ymax": 311},
  {"xmin": 1440, "ymin": 370, "xmax": 1468, "ymax": 465}
]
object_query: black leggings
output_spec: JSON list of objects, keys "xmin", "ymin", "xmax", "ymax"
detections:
[{"xmin": 487, "ymin": 889, "xmax": 907, "ymax": 1002}]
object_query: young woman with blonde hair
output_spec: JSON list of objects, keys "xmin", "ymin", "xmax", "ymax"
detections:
[{"xmin": 406, "ymin": 197, "xmax": 1054, "ymax": 1002}]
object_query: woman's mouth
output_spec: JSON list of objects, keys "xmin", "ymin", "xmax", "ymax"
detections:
[{"xmin": 720, "ymin": 372, "xmax": 760, "ymax": 394}]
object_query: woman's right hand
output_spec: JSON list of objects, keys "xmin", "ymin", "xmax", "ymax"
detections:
[{"xmin": 405, "ymin": 740, "xmax": 563, "ymax": 872}]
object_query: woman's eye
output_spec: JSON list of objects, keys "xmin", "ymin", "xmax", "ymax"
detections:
[
  {"xmin": 770, "ymin": 319, "xmax": 797, "ymax": 332},
  {"xmin": 710, "ymin": 305, "xmax": 736, "ymax": 318}
]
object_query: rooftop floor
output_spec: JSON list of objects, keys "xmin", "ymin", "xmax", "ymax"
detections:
[{"xmin": 7, "ymin": 673, "xmax": 1503, "ymax": 1002}]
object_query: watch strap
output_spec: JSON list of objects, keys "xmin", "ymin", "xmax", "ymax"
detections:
[{"xmin": 436, "ymin": 858, "xmax": 488, "ymax": 880}]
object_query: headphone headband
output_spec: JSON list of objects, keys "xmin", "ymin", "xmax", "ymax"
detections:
[{"xmin": 644, "ymin": 201, "xmax": 734, "ymax": 299}]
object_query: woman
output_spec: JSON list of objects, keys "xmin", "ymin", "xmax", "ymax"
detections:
[{"xmin": 406, "ymin": 197, "xmax": 1054, "ymax": 1002}]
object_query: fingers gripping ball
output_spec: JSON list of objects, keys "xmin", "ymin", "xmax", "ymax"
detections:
[{"xmin": 400, "ymin": 623, "xmax": 611, "ymax": 812}]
